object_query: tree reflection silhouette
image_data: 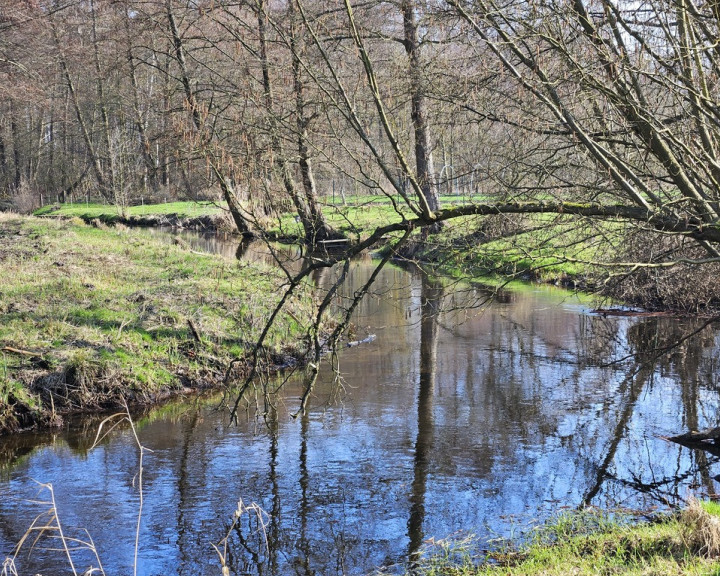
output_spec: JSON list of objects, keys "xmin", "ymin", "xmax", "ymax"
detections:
[{"xmin": 408, "ymin": 271, "xmax": 444, "ymax": 562}]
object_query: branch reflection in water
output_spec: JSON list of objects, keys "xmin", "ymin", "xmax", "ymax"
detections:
[{"xmin": 2, "ymin": 230, "xmax": 720, "ymax": 575}]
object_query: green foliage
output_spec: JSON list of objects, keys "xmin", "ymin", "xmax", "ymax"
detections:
[
  {"xmin": 0, "ymin": 213, "xmax": 314, "ymax": 432},
  {"xmin": 406, "ymin": 507, "xmax": 720, "ymax": 576}
]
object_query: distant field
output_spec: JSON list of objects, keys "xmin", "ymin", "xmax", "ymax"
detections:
[
  {"xmin": 321, "ymin": 192, "xmax": 489, "ymax": 205},
  {"xmin": 34, "ymin": 201, "xmax": 223, "ymax": 219},
  {"xmin": 33, "ymin": 194, "xmax": 486, "ymax": 219}
]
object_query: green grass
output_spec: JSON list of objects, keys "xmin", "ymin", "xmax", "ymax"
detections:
[
  {"xmin": 35, "ymin": 198, "xmax": 616, "ymax": 285},
  {"xmin": 410, "ymin": 213, "xmax": 623, "ymax": 285},
  {"xmin": 34, "ymin": 201, "xmax": 223, "ymax": 219},
  {"xmin": 411, "ymin": 503, "xmax": 720, "ymax": 575},
  {"xmin": 700, "ymin": 501, "xmax": 720, "ymax": 517},
  {"xmin": 0, "ymin": 214, "xmax": 316, "ymax": 433}
]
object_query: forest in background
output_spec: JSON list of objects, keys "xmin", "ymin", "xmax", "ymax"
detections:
[{"xmin": 3, "ymin": 0, "xmax": 720, "ymax": 309}]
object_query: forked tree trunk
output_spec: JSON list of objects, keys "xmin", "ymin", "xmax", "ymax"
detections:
[
  {"xmin": 166, "ymin": 1, "xmax": 253, "ymax": 237},
  {"xmin": 257, "ymin": 0, "xmax": 340, "ymax": 244},
  {"xmin": 288, "ymin": 0, "xmax": 339, "ymax": 244}
]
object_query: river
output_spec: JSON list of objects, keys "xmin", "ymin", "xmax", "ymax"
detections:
[{"xmin": 2, "ymin": 229, "xmax": 720, "ymax": 575}]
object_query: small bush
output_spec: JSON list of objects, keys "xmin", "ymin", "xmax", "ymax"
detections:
[
  {"xmin": 10, "ymin": 180, "xmax": 42, "ymax": 214},
  {"xmin": 681, "ymin": 499, "xmax": 720, "ymax": 557}
]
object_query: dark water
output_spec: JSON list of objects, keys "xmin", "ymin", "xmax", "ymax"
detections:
[{"xmin": 2, "ymin": 230, "xmax": 720, "ymax": 575}]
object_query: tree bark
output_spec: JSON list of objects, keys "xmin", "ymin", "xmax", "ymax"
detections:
[{"xmin": 402, "ymin": 0, "xmax": 441, "ymax": 231}]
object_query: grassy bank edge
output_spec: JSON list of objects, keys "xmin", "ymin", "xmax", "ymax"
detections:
[
  {"xmin": 0, "ymin": 213, "xmax": 316, "ymax": 435},
  {"xmin": 408, "ymin": 501, "xmax": 720, "ymax": 576}
]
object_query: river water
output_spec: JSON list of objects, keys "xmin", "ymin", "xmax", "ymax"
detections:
[{"xmin": 2, "ymin": 230, "xmax": 720, "ymax": 575}]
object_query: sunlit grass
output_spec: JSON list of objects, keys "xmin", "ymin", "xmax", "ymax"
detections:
[
  {"xmin": 34, "ymin": 201, "xmax": 223, "ymax": 219},
  {"xmin": 410, "ymin": 504, "xmax": 720, "ymax": 576},
  {"xmin": 0, "ymin": 213, "xmax": 314, "ymax": 432}
]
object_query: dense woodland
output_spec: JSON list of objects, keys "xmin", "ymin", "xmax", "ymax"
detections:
[{"xmin": 3, "ymin": 0, "xmax": 720, "ymax": 307}]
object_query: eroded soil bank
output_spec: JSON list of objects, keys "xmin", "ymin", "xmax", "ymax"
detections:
[{"xmin": 0, "ymin": 214, "xmax": 315, "ymax": 434}]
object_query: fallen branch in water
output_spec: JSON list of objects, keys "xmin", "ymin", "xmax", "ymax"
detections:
[
  {"xmin": 668, "ymin": 427, "xmax": 720, "ymax": 443},
  {"xmin": 347, "ymin": 334, "xmax": 376, "ymax": 348},
  {"xmin": 665, "ymin": 428, "xmax": 720, "ymax": 456}
]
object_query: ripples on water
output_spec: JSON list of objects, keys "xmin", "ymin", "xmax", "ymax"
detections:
[{"xmin": 2, "ymin": 229, "xmax": 720, "ymax": 575}]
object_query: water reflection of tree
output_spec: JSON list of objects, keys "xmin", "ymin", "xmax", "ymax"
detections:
[
  {"xmin": 408, "ymin": 272, "xmax": 444, "ymax": 562},
  {"xmin": 267, "ymin": 407, "xmax": 281, "ymax": 576},
  {"xmin": 582, "ymin": 363, "xmax": 653, "ymax": 506},
  {"xmin": 629, "ymin": 318, "xmax": 720, "ymax": 499},
  {"xmin": 584, "ymin": 317, "xmax": 720, "ymax": 506},
  {"xmin": 296, "ymin": 411, "xmax": 313, "ymax": 576},
  {"xmin": 177, "ymin": 406, "xmax": 202, "ymax": 574}
]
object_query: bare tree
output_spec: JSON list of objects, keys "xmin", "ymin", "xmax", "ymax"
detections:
[
  {"xmin": 165, "ymin": 0, "xmax": 254, "ymax": 236},
  {"xmin": 401, "ymin": 0, "xmax": 441, "ymax": 228}
]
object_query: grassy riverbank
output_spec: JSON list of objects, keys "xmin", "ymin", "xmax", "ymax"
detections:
[
  {"xmin": 0, "ymin": 214, "xmax": 314, "ymax": 434},
  {"xmin": 34, "ymin": 200, "xmax": 223, "ymax": 219},
  {"xmin": 413, "ymin": 502, "xmax": 720, "ymax": 575},
  {"xmin": 36, "ymin": 200, "xmax": 602, "ymax": 284}
]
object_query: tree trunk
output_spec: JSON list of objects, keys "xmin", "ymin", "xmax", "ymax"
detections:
[
  {"xmin": 166, "ymin": 0, "xmax": 253, "ymax": 237},
  {"xmin": 256, "ymin": 0, "xmax": 312, "ymax": 239},
  {"xmin": 123, "ymin": 3, "xmax": 157, "ymax": 192},
  {"xmin": 10, "ymin": 104, "xmax": 21, "ymax": 190},
  {"xmin": 50, "ymin": 14, "xmax": 109, "ymax": 198},
  {"xmin": 288, "ymin": 0, "xmax": 338, "ymax": 244},
  {"xmin": 90, "ymin": 0, "xmax": 117, "ymax": 200},
  {"xmin": 402, "ymin": 0, "xmax": 441, "ymax": 231},
  {"xmin": 0, "ymin": 124, "xmax": 7, "ymax": 190}
]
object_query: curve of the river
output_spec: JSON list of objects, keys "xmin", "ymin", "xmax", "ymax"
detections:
[{"xmin": 2, "ymin": 229, "xmax": 720, "ymax": 576}]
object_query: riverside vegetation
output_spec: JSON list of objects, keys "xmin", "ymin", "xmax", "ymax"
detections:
[
  {"xmin": 0, "ymin": 212, "xmax": 315, "ymax": 435},
  {"xmin": 413, "ymin": 501, "xmax": 720, "ymax": 576},
  {"xmin": 5, "ymin": 204, "xmax": 720, "ymax": 576}
]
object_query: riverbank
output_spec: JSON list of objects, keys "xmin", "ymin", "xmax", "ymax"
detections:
[
  {"xmin": 34, "ymin": 201, "xmax": 232, "ymax": 232},
  {"xmin": 412, "ymin": 502, "xmax": 720, "ymax": 575},
  {"xmin": 0, "ymin": 213, "xmax": 315, "ymax": 434},
  {"xmin": 35, "ymin": 200, "xmax": 598, "ymax": 284}
]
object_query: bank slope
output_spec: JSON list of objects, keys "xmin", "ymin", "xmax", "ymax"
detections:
[{"xmin": 0, "ymin": 214, "xmax": 313, "ymax": 434}]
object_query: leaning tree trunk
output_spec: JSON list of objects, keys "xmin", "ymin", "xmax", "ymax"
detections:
[{"xmin": 166, "ymin": 1, "xmax": 254, "ymax": 237}]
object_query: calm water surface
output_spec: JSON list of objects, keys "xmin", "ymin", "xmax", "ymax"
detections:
[{"xmin": 2, "ymin": 230, "xmax": 720, "ymax": 575}]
